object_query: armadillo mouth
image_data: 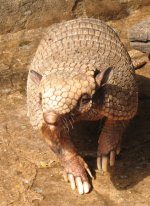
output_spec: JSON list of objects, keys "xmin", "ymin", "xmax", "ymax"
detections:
[{"xmin": 43, "ymin": 108, "xmax": 80, "ymax": 131}]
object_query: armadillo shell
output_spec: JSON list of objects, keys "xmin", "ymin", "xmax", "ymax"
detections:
[{"xmin": 27, "ymin": 18, "xmax": 138, "ymax": 129}]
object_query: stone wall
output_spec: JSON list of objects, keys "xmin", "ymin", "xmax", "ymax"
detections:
[{"xmin": 0, "ymin": 0, "xmax": 150, "ymax": 94}]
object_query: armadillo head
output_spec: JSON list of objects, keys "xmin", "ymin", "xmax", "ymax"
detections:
[{"xmin": 30, "ymin": 67, "xmax": 112, "ymax": 127}]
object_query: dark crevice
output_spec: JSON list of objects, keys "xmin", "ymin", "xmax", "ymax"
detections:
[
  {"xmin": 130, "ymin": 40, "xmax": 150, "ymax": 43},
  {"xmin": 72, "ymin": 0, "xmax": 83, "ymax": 12}
]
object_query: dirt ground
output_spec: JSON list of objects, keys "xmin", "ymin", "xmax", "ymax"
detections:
[{"xmin": 0, "ymin": 54, "xmax": 150, "ymax": 206}]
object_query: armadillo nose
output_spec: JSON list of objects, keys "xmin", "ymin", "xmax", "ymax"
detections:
[{"xmin": 43, "ymin": 111, "xmax": 58, "ymax": 125}]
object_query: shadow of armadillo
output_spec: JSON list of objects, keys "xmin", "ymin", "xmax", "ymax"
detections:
[{"xmin": 110, "ymin": 74, "xmax": 150, "ymax": 190}]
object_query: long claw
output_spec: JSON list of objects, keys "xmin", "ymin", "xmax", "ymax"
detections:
[
  {"xmin": 86, "ymin": 167, "xmax": 93, "ymax": 179},
  {"xmin": 102, "ymin": 156, "xmax": 108, "ymax": 172},
  {"xmin": 83, "ymin": 181, "xmax": 90, "ymax": 194},
  {"xmin": 75, "ymin": 177, "xmax": 84, "ymax": 195},
  {"xmin": 110, "ymin": 151, "xmax": 115, "ymax": 166},
  {"xmin": 97, "ymin": 157, "xmax": 102, "ymax": 170},
  {"xmin": 68, "ymin": 174, "xmax": 76, "ymax": 190}
]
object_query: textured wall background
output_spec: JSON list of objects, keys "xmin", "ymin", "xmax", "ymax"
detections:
[{"xmin": 0, "ymin": 0, "xmax": 150, "ymax": 93}]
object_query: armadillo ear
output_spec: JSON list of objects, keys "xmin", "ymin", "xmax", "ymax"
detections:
[
  {"xmin": 95, "ymin": 67, "xmax": 113, "ymax": 87},
  {"xmin": 30, "ymin": 70, "xmax": 42, "ymax": 85}
]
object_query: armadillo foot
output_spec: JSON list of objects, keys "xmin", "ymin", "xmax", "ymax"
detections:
[
  {"xmin": 97, "ymin": 119, "xmax": 128, "ymax": 172},
  {"xmin": 97, "ymin": 146, "xmax": 121, "ymax": 172},
  {"xmin": 61, "ymin": 155, "xmax": 92, "ymax": 194}
]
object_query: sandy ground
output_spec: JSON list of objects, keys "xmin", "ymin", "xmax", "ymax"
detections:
[{"xmin": 0, "ymin": 54, "xmax": 150, "ymax": 206}]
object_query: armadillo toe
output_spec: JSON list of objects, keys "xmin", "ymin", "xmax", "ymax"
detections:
[
  {"xmin": 97, "ymin": 119, "xmax": 128, "ymax": 171},
  {"xmin": 97, "ymin": 148, "xmax": 120, "ymax": 172},
  {"xmin": 61, "ymin": 155, "xmax": 92, "ymax": 194}
]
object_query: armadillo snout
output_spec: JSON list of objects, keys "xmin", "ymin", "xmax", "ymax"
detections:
[{"xmin": 43, "ymin": 111, "xmax": 58, "ymax": 125}]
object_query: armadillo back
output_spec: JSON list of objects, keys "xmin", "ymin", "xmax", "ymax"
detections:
[{"xmin": 27, "ymin": 18, "xmax": 137, "ymax": 129}]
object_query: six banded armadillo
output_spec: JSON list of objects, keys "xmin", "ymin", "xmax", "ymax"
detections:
[{"xmin": 27, "ymin": 18, "xmax": 138, "ymax": 194}]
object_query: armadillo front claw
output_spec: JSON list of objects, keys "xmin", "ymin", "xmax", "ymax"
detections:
[
  {"xmin": 97, "ymin": 155, "xmax": 109, "ymax": 172},
  {"xmin": 62, "ymin": 155, "xmax": 92, "ymax": 194},
  {"xmin": 85, "ymin": 167, "xmax": 94, "ymax": 179},
  {"xmin": 97, "ymin": 150, "xmax": 118, "ymax": 172},
  {"xmin": 75, "ymin": 177, "xmax": 91, "ymax": 194},
  {"xmin": 63, "ymin": 172, "xmax": 91, "ymax": 194}
]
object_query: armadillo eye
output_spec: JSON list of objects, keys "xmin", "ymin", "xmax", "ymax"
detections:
[
  {"xmin": 80, "ymin": 94, "xmax": 91, "ymax": 105},
  {"xmin": 39, "ymin": 93, "xmax": 42, "ymax": 104}
]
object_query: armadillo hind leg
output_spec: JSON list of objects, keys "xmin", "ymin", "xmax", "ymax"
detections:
[
  {"xmin": 97, "ymin": 119, "xmax": 129, "ymax": 172},
  {"xmin": 41, "ymin": 124, "xmax": 91, "ymax": 194}
]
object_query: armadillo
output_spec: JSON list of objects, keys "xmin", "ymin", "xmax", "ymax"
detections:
[{"xmin": 27, "ymin": 18, "xmax": 138, "ymax": 194}]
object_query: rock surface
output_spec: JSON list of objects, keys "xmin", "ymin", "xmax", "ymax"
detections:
[
  {"xmin": 128, "ymin": 18, "xmax": 150, "ymax": 53},
  {"xmin": 0, "ymin": 0, "xmax": 149, "ymax": 35}
]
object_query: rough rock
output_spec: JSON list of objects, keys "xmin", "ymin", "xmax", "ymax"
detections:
[
  {"xmin": 128, "ymin": 18, "xmax": 150, "ymax": 53},
  {"xmin": 0, "ymin": 0, "xmax": 149, "ymax": 35}
]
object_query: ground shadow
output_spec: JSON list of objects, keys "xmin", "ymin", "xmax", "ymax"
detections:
[{"xmin": 70, "ymin": 73, "xmax": 150, "ymax": 190}]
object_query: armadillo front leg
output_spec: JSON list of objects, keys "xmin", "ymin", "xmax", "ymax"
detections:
[
  {"xmin": 41, "ymin": 123, "xmax": 91, "ymax": 194},
  {"xmin": 97, "ymin": 119, "xmax": 129, "ymax": 171}
]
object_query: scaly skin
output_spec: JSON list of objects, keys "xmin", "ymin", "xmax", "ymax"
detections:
[{"xmin": 27, "ymin": 18, "xmax": 138, "ymax": 194}]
